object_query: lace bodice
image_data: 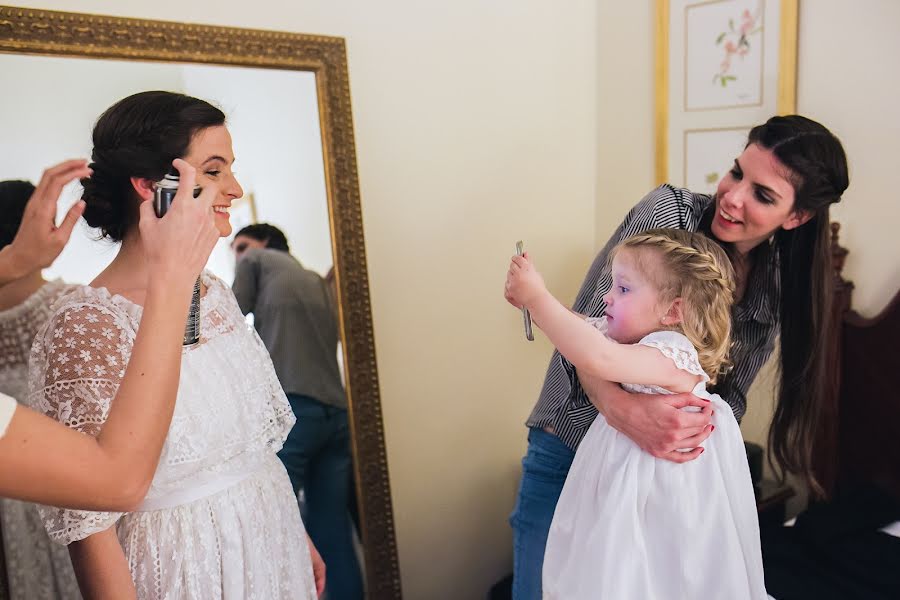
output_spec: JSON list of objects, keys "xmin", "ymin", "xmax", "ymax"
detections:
[
  {"xmin": 0, "ymin": 280, "xmax": 74, "ymax": 400},
  {"xmin": 586, "ymin": 316, "xmax": 709, "ymax": 396},
  {"xmin": 25, "ymin": 271, "xmax": 296, "ymax": 544}
]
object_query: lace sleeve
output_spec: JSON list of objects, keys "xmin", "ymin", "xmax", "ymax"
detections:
[
  {"xmin": 25, "ymin": 301, "xmax": 134, "ymax": 545},
  {"xmin": 637, "ymin": 330, "xmax": 709, "ymax": 382}
]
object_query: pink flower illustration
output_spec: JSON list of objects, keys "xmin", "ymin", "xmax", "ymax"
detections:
[{"xmin": 714, "ymin": 5, "xmax": 762, "ymax": 88}]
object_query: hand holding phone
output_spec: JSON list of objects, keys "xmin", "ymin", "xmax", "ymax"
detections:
[{"xmin": 516, "ymin": 241, "xmax": 535, "ymax": 342}]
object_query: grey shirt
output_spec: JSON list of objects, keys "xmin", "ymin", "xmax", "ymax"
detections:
[{"xmin": 232, "ymin": 248, "xmax": 347, "ymax": 409}]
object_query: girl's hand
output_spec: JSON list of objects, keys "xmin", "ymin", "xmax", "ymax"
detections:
[
  {"xmin": 2, "ymin": 159, "xmax": 90, "ymax": 281},
  {"xmin": 138, "ymin": 159, "xmax": 220, "ymax": 291},
  {"xmin": 505, "ymin": 252, "xmax": 547, "ymax": 309}
]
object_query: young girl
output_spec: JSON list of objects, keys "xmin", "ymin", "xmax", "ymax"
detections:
[
  {"xmin": 25, "ymin": 91, "xmax": 323, "ymax": 599},
  {"xmin": 506, "ymin": 228, "xmax": 767, "ymax": 599}
]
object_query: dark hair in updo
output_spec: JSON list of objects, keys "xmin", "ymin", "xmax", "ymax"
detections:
[
  {"xmin": 80, "ymin": 91, "xmax": 226, "ymax": 241},
  {"xmin": 0, "ymin": 179, "xmax": 36, "ymax": 250}
]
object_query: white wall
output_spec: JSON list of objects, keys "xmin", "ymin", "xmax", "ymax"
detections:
[{"xmin": 9, "ymin": 1, "xmax": 599, "ymax": 598}]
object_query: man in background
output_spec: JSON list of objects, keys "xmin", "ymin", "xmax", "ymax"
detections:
[{"xmin": 232, "ymin": 223, "xmax": 362, "ymax": 600}]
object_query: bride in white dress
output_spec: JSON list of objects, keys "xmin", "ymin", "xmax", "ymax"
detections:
[
  {"xmin": 25, "ymin": 91, "xmax": 321, "ymax": 599},
  {"xmin": 506, "ymin": 228, "xmax": 768, "ymax": 600}
]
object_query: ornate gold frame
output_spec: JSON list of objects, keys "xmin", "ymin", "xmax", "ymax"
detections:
[
  {"xmin": 0, "ymin": 6, "xmax": 401, "ymax": 599},
  {"xmin": 654, "ymin": 0, "xmax": 799, "ymax": 184}
]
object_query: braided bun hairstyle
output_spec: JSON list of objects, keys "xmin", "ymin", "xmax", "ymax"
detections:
[
  {"xmin": 613, "ymin": 228, "xmax": 736, "ymax": 384},
  {"xmin": 80, "ymin": 91, "xmax": 225, "ymax": 241}
]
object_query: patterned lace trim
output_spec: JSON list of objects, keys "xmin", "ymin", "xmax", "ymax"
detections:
[{"xmin": 641, "ymin": 339, "xmax": 709, "ymax": 382}]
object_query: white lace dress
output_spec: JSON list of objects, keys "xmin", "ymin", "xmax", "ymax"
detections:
[
  {"xmin": 24, "ymin": 272, "xmax": 316, "ymax": 599},
  {"xmin": 542, "ymin": 318, "xmax": 768, "ymax": 600},
  {"xmin": 0, "ymin": 279, "xmax": 81, "ymax": 600}
]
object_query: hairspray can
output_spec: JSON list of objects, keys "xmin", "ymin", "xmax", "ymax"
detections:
[{"xmin": 153, "ymin": 172, "xmax": 203, "ymax": 346}]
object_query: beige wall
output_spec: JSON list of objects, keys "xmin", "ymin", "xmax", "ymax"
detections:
[
  {"xmin": 14, "ymin": 1, "xmax": 598, "ymax": 597},
  {"xmin": 595, "ymin": 1, "xmax": 657, "ymax": 242}
]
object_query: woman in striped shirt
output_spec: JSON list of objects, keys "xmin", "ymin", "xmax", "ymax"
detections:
[{"xmin": 507, "ymin": 115, "xmax": 849, "ymax": 599}]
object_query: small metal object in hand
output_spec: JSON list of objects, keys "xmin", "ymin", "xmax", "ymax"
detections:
[
  {"xmin": 516, "ymin": 241, "xmax": 534, "ymax": 342},
  {"xmin": 153, "ymin": 171, "xmax": 202, "ymax": 346}
]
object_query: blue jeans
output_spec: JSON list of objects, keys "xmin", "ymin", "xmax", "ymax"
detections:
[
  {"xmin": 278, "ymin": 394, "xmax": 363, "ymax": 600},
  {"xmin": 509, "ymin": 428, "xmax": 576, "ymax": 600}
]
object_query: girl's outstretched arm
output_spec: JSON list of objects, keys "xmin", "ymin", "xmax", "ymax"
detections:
[{"xmin": 506, "ymin": 254, "xmax": 701, "ymax": 392}]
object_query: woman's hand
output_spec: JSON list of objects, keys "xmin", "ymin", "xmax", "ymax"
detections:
[
  {"xmin": 505, "ymin": 252, "xmax": 548, "ymax": 309},
  {"xmin": 582, "ymin": 374, "xmax": 714, "ymax": 463},
  {"xmin": 138, "ymin": 158, "xmax": 220, "ymax": 293},
  {"xmin": 307, "ymin": 535, "xmax": 327, "ymax": 598},
  {"xmin": 0, "ymin": 159, "xmax": 89, "ymax": 284}
]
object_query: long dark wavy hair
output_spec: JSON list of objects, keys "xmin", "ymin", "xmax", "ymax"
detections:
[{"xmin": 704, "ymin": 115, "xmax": 849, "ymax": 495}]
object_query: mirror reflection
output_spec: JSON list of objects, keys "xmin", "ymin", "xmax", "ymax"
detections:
[{"xmin": 0, "ymin": 54, "xmax": 364, "ymax": 599}]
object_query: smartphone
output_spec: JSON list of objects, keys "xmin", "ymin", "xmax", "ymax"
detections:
[{"xmin": 516, "ymin": 241, "xmax": 535, "ymax": 342}]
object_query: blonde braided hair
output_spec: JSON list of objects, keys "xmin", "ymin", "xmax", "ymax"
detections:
[{"xmin": 612, "ymin": 228, "xmax": 736, "ymax": 384}]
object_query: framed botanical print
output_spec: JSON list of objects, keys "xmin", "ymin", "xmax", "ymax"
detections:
[{"xmin": 655, "ymin": 0, "xmax": 798, "ymax": 192}]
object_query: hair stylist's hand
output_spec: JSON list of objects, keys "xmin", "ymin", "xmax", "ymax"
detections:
[
  {"xmin": 505, "ymin": 252, "xmax": 547, "ymax": 309},
  {"xmin": 1, "ymin": 159, "xmax": 89, "ymax": 283},
  {"xmin": 583, "ymin": 373, "xmax": 714, "ymax": 463},
  {"xmin": 138, "ymin": 158, "xmax": 219, "ymax": 290}
]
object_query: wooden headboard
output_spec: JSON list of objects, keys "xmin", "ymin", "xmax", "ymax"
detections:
[{"xmin": 813, "ymin": 223, "xmax": 900, "ymax": 500}]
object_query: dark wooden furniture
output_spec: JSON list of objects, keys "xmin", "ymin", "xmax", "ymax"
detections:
[
  {"xmin": 755, "ymin": 480, "xmax": 796, "ymax": 528},
  {"xmin": 812, "ymin": 223, "xmax": 900, "ymax": 501}
]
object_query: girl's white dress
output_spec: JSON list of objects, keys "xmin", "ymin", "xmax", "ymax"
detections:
[
  {"xmin": 25, "ymin": 272, "xmax": 316, "ymax": 599},
  {"xmin": 542, "ymin": 317, "xmax": 768, "ymax": 600},
  {"xmin": 0, "ymin": 280, "xmax": 81, "ymax": 600}
]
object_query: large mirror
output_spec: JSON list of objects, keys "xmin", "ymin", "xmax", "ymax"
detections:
[{"xmin": 0, "ymin": 5, "xmax": 399, "ymax": 599}]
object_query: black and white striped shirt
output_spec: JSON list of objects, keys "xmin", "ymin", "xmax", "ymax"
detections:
[{"xmin": 527, "ymin": 185, "xmax": 779, "ymax": 451}]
